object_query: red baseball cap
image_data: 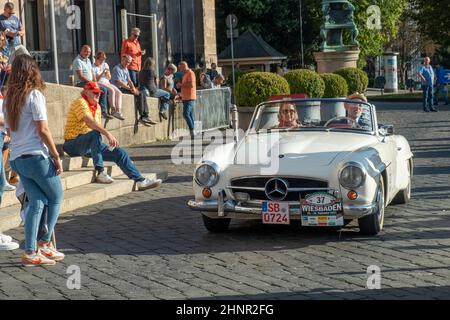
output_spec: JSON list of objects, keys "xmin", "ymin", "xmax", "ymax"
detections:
[{"xmin": 83, "ymin": 81, "xmax": 104, "ymax": 94}]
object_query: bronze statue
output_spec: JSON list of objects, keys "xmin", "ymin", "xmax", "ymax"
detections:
[{"xmin": 320, "ymin": 0, "xmax": 359, "ymax": 52}]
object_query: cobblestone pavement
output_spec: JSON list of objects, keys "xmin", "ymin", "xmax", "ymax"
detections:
[{"xmin": 1, "ymin": 101, "xmax": 450, "ymax": 300}]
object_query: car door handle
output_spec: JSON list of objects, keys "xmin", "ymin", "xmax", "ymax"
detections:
[{"xmin": 397, "ymin": 147, "xmax": 402, "ymax": 151}]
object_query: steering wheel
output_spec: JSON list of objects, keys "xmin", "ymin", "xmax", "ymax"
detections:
[{"xmin": 324, "ymin": 117, "xmax": 357, "ymax": 128}]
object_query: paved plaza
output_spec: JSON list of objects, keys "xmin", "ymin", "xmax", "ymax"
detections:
[{"xmin": 1, "ymin": 101, "xmax": 450, "ymax": 300}]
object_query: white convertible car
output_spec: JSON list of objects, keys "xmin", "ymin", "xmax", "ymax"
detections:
[{"xmin": 188, "ymin": 98, "xmax": 413, "ymax": 235}]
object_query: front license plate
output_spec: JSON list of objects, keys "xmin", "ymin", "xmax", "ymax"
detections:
[
  {"xmin": 301, "ymin": 192, "xmax": 344, "ymax": 227},
  {"xmin": 262, "ymin": 202, "xmax": 290, "ymax": 225}
]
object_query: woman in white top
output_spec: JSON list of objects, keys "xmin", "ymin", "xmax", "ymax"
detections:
[
  {"xmin": 93, "ymin": 51, "xmax": 124, "ymax": 120},
  {"xmin": 4, "ymin": 54, "xmax": 64, "ymax": 267}
]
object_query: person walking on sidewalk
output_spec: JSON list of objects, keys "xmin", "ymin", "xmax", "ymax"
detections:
[
  {"xmin": 177, "ymin": 61, "xmax": 197, "ymax": 138},
  {"xmin": 434, "ymin": 63, "xmax": 449, "ymax": 106},
  {"xmin": 4, "ymin": 55, "xmax": 64, "ymax": 266},
  {"xmin": 121, "ymin": 27, "xmax": 146, "ymax": 87},
  {"xmin": 62, "ymin": 81, "xmax": 162, "ymax": 190},
  {"xmin": 417, "ymin": 57, "xmax": 437, "ymax": 112}
]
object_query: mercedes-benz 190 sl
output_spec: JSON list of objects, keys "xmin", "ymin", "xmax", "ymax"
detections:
[{"xmin": 188, "ymin": 97, "xmax": 413, "ymax": 236}]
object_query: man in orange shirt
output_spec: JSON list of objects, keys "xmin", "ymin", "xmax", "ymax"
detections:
[
  {"xmin": 121, "ymin": 27, "xmax": 146, "ymax": 87},
  {"xmin": 177, "ymin": 61, "xmax": 197, "ymax": 138}
]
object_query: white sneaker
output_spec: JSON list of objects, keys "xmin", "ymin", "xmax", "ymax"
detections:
[
  {"xmin": 136, "ymin": 178, "xmax": 162, "ymax": 191},
  {"xmin": 0, "ymin": 233, "xmax": 13, "ymax": 243},
  {"xmin": 4, "ymin": 182, "xmax": 16, "ymax": 192},
  {"xmin": 0, "ymin": 234, "xmax": 19, "ymax": 251},
  {"xmin": 96, "ymin": 172, "xmax": 114, "ymax": 184}
]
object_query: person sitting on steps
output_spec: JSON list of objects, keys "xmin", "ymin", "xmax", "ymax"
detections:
[{"xmin": 62, "ymin": 81, "xmax": 162, "ymax": 190}]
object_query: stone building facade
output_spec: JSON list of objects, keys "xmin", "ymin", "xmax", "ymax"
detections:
[{"xmin": 7, "ymin": 0, "xmax": 217, "ymax": 83}]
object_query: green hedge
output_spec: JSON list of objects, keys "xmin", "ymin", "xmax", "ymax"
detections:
[
  {"xmin": 284, "ymin": 69, "xmax": 325, "ymax": 98},
  {"xmin": 320, "ymin": 73, "xmax": 349, "ymax": 98},
  {"xmin": 227, "ymin": 70, "xmax": 253, "ymax": 89},
  {"xmin": 334, "ymin": 68, "xmax": 369, "ymax": 95},
  {"xmin": 235, "ymin": 72, "xmax": 290, "ymax": 107}
]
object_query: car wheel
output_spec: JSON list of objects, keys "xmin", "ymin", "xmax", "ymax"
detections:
[
  {"xmin": 392, "ymin": 159, "xmax": 412, "ymax": 205},
  {"xmin": 202, "ymin": 214, "xmax": 231, "ymax": 233},
  {"xmin": 358, "ymin": 176, "xmax": 385, "ymax": 236}
]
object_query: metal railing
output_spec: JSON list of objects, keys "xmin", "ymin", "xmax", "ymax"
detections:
[{"xmin": 194, "ymin": 87, "xmax": 232, "ymax": 132}]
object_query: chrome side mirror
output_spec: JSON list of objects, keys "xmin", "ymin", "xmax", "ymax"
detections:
[{"xmin": 379, "ymin": 124, "xmax": 394, "ymax": 136}]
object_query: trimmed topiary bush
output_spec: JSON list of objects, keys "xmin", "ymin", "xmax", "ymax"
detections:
[
  {"xmin": 227, "ymin": 70, "xmax": 252, "ymax": 89},
  {"xmin": 334, "ymin": 68, "xmax": 369, "ymax": 95},
  {"xmin": 235, "ymin": 72, "xmax": 290, "ymax": 107},
  {"xmin": 284, "ymin": 69, "xmax": 325, "ymax": 98},
  {"xmin": 320, "ymin": 73, "xmax": 349, "ymax": 98}
]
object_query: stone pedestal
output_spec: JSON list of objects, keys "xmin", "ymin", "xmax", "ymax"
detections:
[{"xmin": 314, "ymin": 50, "xmax": 360, "ymax": 74}]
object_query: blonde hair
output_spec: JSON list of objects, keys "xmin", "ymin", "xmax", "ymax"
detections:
[
  {"xmin": 347, "ymin": 93, "xmax": 367, "ymax": 102},
  {"xmin": 167, "ymin": 63, "xmax": 177, "ymax": 73}
]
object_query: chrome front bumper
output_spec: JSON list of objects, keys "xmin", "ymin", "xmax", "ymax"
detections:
[{"xmin": 188, "ymin": 199, "xmax": 377, "ymax": 220}]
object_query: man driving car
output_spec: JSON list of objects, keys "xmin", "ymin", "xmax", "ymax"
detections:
[{"xmin": 343, "ymin": 93, "xmax": 371, "ymax": 129}]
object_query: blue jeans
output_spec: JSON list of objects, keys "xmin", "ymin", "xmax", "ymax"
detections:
[
  {"xmin": 63, "ymin": 131, "xmax": 145, "ymax": 182},
  {"xmin": 76, "ymin": 81, "xmax": 109, "ymax": 114},
  {"xmin": 129, "ymin": 70, "xmax": 139, "ymax": 87},
  {"xmin": 182, "ymin": 100, "xmax": 196, "ymax": 130},
  {"xmin": 154, "ymin": 89, "xmax": 170, "ymax": 113},
  {"xmin": 434, "ymin": 84, "xmax": 449, "ymax": 105},
  {"xmin": 10, "ymin": 155, "xmax": 64, "ymax": 252},
  {"xmin": 422, "ymin": 85, "xmax": 434, "ymax": 111}
]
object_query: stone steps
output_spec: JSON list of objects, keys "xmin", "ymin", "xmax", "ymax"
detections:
[
  {"xmin": 0, "ymin": 163, "xmax": 123, "ymax": 209},
  {"xmin": 62, "ymin": 156, "xmax": 93, "ymax": 171},
  {"xmin": 0, "ymin": 154, "xmax": 168, "ymax": 233},
  {"xmin": 0, "ymin": 171, "xmax": 168, "ymax": 233}
]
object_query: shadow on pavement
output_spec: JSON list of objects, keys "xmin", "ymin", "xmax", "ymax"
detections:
[
  {"xmin": 11, "ymin": 192, "xmax": 437, "ymax": 257},
  {"xmin": 14, "ymin": 194, "xmax": 392, "ymax": 257},
  {"xmin": 194, "ymin": 286, "xmax": 450, "ymax": 300}
]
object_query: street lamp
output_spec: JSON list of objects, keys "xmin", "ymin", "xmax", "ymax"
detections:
[{"xmin": 299, "ymin": 0, "xmax": 305, "ymax": 68}]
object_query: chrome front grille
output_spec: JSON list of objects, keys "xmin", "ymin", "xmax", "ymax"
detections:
[{"xmin": 229, "ymin": 177, "xmax": 329, "ymax": 202}]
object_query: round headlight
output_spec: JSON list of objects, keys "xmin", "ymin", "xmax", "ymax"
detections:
[
  {"xmin": 340, "ymin": 164, "xmax": 365, "ymax": 189},
  {"xmin": 195, "ymin": 162, "xmax": 220, "ymax": 187}
]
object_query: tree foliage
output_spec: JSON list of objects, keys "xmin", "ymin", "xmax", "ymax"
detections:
[
  {"xmin": 216, "ymin": 0, "xmax": 408, "ymax": 67},
  {"xmin": 349, "ymin": 0, "xmax": 407, "ymax": 65},
  {"xmin": 410, "ymin": 0, "xmax": 450, "ymax": 65},
  {"xmin": 216, "ymin": 0, "xmax": 323, "ymax": 68}
]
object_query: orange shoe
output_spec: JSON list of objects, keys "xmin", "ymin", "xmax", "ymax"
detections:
[{"xmin": 22, "ymin": 251, "xmax": 57, "ymax": 267}]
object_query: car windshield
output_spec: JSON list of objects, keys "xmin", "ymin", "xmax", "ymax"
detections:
[{"xmin": 250, "ymin": 99, "xmax": 375, "ymax": 133}]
